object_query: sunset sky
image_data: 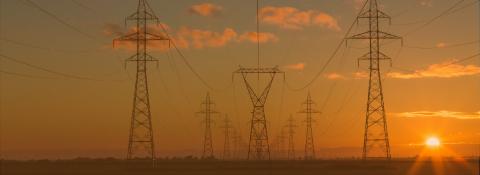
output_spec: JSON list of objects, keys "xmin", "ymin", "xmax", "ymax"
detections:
[{"xmin": 1, "ymin": 0, "xmax": 479, "ymax": 159}]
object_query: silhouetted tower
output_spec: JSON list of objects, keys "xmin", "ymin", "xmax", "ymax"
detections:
[
  {"xmin": 196, "ymin": 92, "xmax": 219, "ymax": 160},
  {"xmin": 113, "ymin": 0, "xmax": 169, "ymax": 167},
  {"xmin": 271, "ymin": 135, "xmax": 279, "ymax": 160},
  {"xmin": 346, "ymin": 0, "xmax": 402, "ymax": 161},
  {"xmin": 298, "ymin": 92, "xmax": 320, "ymax": 160},
  {"xmin": 284, "ymin": 114, "xmax": 298, "ymax": 160},
  {"xmin": 279, "ymin": 128, "xmax": 288, "ymax": 160},
  {"xmin": 219, "ymin": 114, "xmax": 234, "ymax": 161},
  {"xmin": 231, "ymin": 128, "xmax": 240, "ymax": 160},
  {"xmin": 234, "ymin": 66, "xmax": 284, "ymax": 161}
]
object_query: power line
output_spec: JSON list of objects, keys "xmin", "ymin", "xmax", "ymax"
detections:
[
  {"xmin": 392, "ymin": 0, "xmax": 479, "ymax": 26},
  {"xmin": 403, "ymin": 40, "xmax": 479, "ymax": 49},
  {"xmin": 392, "ymin": 53, "xmax": 480, "ymax": 73},
  {"xmin": 17, "ymin": 0, "xmax": 105, "ymax": 28},
  {"xmin": 23, "ymin": 0, "xmax": 109, "ymax": 44},
  {"xmin": 211, "ymin": 6, "xmax": 238, "ymax": 66},
  {"xmin": 278, "ymin": 0, "xmax": 308, "ymax": 66},
  {"xmin": 284, "ymin": 0, "xmax": 368, "ymax": 91},
  {"xmin": 0, "ymin": 54, "xmax": 128, "ymax": 81},
  {"xmin": 145, "ymin": 1, "xmax": 232, "ymax": 92},
  {"xmin": 71, "ymin": 0, "xmax": 132, "ymax": 28},
  {"xmin": 1, "ymin": 38, "xmax": 112, "ymax": 53}
]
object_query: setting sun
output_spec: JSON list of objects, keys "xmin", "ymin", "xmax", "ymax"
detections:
[{"xmin": 426, "ymin": 138, "xmax": 440, "ymax": 146}]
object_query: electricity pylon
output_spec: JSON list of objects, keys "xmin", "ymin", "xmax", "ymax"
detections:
[
  {"xmin": 231, "ymin": 128, "xmax": 240, "ymax": 160},
  {"xmin": 196, "ymin": 92, "xmax": 219, "ymax": 160},
  {"xmin": 219, "ymin": 114, "xmax": 234, "ymax": 161},
  {"xmin": 278, "ymin": 128, "xmax": 287, "ymax": 160},
  {"xmin": 113, "ymin": 0, "xmax": 169, "ymax": 167},
  {"xmin": 298, "ymin": 92, "xmax": 320, "ymax": 160},
  {"xmin": 271, "ymin": 136, "xmax": 279, "ymax": 160},
  {"xmin": 234, "ymin": 66, "xmax": 284, "ymax": 161},
  {"xmin": 284, "ymin": 114, "xmax": 298, "ymax": 160},
  {"xmin": 346, "ymin": 0, "xmax": 402, "ymax": 161}
]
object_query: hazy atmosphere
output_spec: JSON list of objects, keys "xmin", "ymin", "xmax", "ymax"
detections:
[{"xmin": 1, "ymin": 0, "xmax": 479, "ymax": 174}]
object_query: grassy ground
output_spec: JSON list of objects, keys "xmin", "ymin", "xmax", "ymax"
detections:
[{"xmin": 1, "ymin": 160, "xmax": 479, "ymax": 175}]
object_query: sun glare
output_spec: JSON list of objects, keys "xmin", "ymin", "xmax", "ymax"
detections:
[{"xmin": 426, "ymin": 138, "xmax": 440, "ymax": 146}]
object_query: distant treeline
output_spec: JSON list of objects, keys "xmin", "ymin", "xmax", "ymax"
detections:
[{"xmin": 0, "ymin": 155, "xmax": 221, "ymax": 162}]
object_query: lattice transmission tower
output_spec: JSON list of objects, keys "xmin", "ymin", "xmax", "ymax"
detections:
[
  {"xmin": 278, "ymin": 128, "xmax": 287, "ymax": 160},
  {"xmin": 231, "ymin": 128, "xmax": 241, "ymax": 160},
  {"xmin": 284, "ymin": 114, "xmax": 298, "ymax": 160},
  {"xmin": 298, "ymin": 92, "xmax": 320, "ymax": 160},
  {"xmin": 196, "ymin": 92, "xmax": 219, "ymax": 160},
  {"xmin": 233, "ymin": 66, "xmax": 284, "ymax": 161},
  {"xmin": 346, "ymin": 0, "xmax": 402, "ymax": 161},
  {"xmin": 219, "ymin": 114, "xmax": 234, "ymax": 161},
  {"xmin": 113, "ymin": 0, "xmax": 169, "ymax": 167}
]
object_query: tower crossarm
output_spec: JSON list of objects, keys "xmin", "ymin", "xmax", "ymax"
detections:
[
  {"xmin": 125, "ymin": 11, "xmax": 157, "ymax": 21},
  {"xmin": 297, "ymin": 109, "xmax": 321, "ymax": 114},
  {"xmin": 356, "ymin": 52, "xmax": 393, "ymax": 67},
  {"xmin": 233, "ymin": 66, "xmax": 284, "ymax": 74},
  {"xmin": 113, "ymin": 33, "xmax": 169, "ymax": 43},
  {"xmin": 358, "ymin": 10, "xmax": 391, "ymax": 19},
  {"xmin": 346, "ymin": 31, "xmax": 402, "ymax": 43}
]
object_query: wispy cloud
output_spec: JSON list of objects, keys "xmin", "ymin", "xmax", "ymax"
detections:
[
  {"xmin": 178, "ymin": 27, "xmax": 237, "ymax": 49},
  {"xmin": 103, "ymin": 23, "xmax": 278, "ymax": 51},
  {"xmin": 388, "ymin": 60, "xmax": 480, "ymax": 79},
  {"xmin": 258, "ymin": 7, "xmax": 340, "ymax": 31},
  {"xmin": 421, "ymin": 0, "xmax": 434, "ymax": 7},
  {"xmin": 392, "ymin": 111, "xmax": 480, "ymax": 119},
  {"xmin": 326, "ymin": 73, "xmax": 348, "ymax": 79},
  {"xmin": 238, "ymin": 31, "xmax": 279, "ymax": 43},
  {"xmin": 186, "ymin": 3, "xmax": 223, "ymax": 17},
  {"xmin": 436, "ymin": 43, "xmax": 448, "ymax": 48},
  {"xmin": 283, "ymin": 63, "xmax": 305, "ymax": 70}
]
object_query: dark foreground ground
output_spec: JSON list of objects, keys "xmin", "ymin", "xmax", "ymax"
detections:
[{"xmin": 1, "ymin": 160, "xmax": 479, "ymax": 175}]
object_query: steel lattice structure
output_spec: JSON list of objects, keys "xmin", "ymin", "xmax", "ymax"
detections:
[
  {"xmin": 346, "ymin": 0, "xmax": 402, "ymax": 161},
  {"xmin": 284, "ymin": 114, "xmax": 298, "ymax": 160},
  {"xmin": 278, "ymin": 128, "xmax": 287, "ymax": 160},
  {"xmin": 233, "ymin": 66, "xmax": 283, "ymax": 161},
  {"xmin": 196, "ymin": 92, "xmax": 219, "ymax": 160},
  {"xmin": 231, "ymin": 128, "xmax": 240, "ymax": 160},
  {"xmin": 113, "ymin": 0, "xmax": 169, "ymax": 167},
  {"xmin": 219, "ymin": 114, "xmax": 234, "ymax": 161},
  {"xmin": 298, "ymin": 92, "xmax": 320, "ymax": 160}
]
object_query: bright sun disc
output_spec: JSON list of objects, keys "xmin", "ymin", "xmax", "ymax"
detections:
[{"xmin": 426, "ymin": 138, "xmax": 440, "ymax": 146}]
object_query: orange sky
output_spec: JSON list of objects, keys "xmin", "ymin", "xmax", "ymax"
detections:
[{"xmin": 0, "ymin": 0, "xmax": 478, "ymax": 159}]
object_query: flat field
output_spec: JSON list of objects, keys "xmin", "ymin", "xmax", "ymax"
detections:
[{"xmin": 1, "ymin": 160, "xmax": 479, "ymax": 175}]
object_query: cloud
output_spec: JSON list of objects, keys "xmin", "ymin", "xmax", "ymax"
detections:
[
  {"xmin": 437, "ymin": 43, "xmax": 447, "ymax": 48},
  {"xmin": 349, "ymin": 0, "xmax": 366, "ymax": 10},
  {"xmin": 387, "ymin": 60, "xmax": 480, "ymax": 79},
  {"xmin": 354, "ymin": 72, "xmax": 369, "ymax": 79},
  {"xmin": 239, "ymin": 31, "xmax": 279, "ymax": 43},
  {"xmin": 186, "ymin": 3, "xmax": 223, "ymax": 17},
  {"xmin": 421, "ymin": 0, "xmax": 434, "ymax": 7},
  {"xmin": 106, "ymin": 23, "xmax": 175, "ymax": 52},
  {"xmin": 326, "ymin": 73, "xmax": 348, "ymax": 79},
  {"xmin": 283, "ymin": 63, "xmax": 305, "ymax": 70},
  {"xmin": 312, "ymin": 13, "xmax": 341, "ymax": 31},
  {"xmin": 178, "ymin": 27, "xmax": 237, "ymax": 49},
  {"xmin": 258, "ymin": 7, "xmax": 340, "ymax": 31},
  {"xmin": 104, "ymin": 23, "xmax": 277, "ymax": 51},
  {"xmin": 392, "ymin": 111, "xmax": 480, "ymax": 119}
]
